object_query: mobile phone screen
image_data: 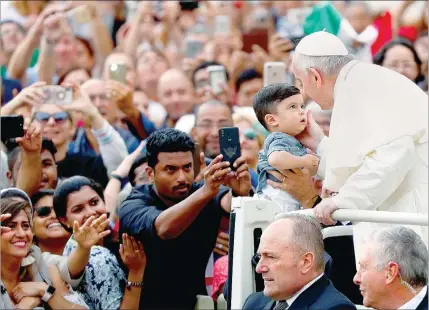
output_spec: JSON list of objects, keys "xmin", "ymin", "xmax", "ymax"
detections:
[{"xmin": 1, "ymin": 115, "xmax": 24, "ymax": 142}]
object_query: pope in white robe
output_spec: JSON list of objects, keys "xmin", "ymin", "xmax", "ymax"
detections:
[{"xmin": 290, "ymin": 31, "xmax": 428, "ymax": 257}]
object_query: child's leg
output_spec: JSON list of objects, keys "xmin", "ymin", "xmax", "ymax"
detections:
[{"xmin": 262, "ymin": 184, "xmax": 301, "ymax": 212}]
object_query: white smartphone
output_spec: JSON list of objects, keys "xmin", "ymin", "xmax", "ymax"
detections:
[
  {"xmin": 214, "ymin": 15, "xmax": 231, "ymax": 34},
  {"xmin": 263, "ymin": 62, "xmax": 286, "ymax": 87},
  {"xmin": 207, "ymin": 65, "xmax": 227, "ymax": 95},
  {"xmin": 43, "ymin": 86, "xmax": 73, "ymax": 105}
]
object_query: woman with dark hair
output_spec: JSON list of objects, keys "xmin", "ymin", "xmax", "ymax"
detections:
[
  {"xmin": 373, "ymin": 38, "xmax": 425, "ymax": 84},
  {"xmin": 53, "ymin": 176, "xmax": 146, "ymax": 310},
  {"xmin": 31, "ymin": 189, "xmax": 71, "ymax": 255},
  {"xmin": 0, "ymin": 198, "xmax": 88, "ymax": 309}
]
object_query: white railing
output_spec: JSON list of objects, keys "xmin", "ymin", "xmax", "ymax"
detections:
[{"xmin": 276, "ymin": 208, "xmax": 428, "ymax": 226}]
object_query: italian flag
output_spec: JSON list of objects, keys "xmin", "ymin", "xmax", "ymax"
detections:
[{"xmin": 302, "ymin": 1, "xmax": 379, "ymax": 61}]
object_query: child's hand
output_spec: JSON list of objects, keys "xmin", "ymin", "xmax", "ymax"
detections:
[{"xmin": 303, "ymin": 154, "xmax": 320, "ymax": 169}]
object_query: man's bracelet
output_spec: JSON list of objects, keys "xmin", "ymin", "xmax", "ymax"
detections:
[{"xmin": 126, "ymin": 281, "xmax": 144, "ymax": 289}]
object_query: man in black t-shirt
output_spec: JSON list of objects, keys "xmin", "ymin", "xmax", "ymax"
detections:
[{"xmin": 119, "ymin": 128, "xmax": 251, "ymax": 309}]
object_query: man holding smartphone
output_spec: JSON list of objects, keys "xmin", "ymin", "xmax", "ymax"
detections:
[{"xmin": 119, "ymin": 128, "xmax": 251, "ymax": 309}]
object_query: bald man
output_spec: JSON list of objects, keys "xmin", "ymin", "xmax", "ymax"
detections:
[
  {"xmin": 70, "ymin": 79, "xmax": 139, "ymax": 156},
  {"xmin": 244, "ymin": 214, "xmax": 355, "ymax": 310},
  {"xmin": 157, "ymin": 69, "xmax": 196, "ymax": 128},
  {"xmin": 290, "ymin": 32, "xmax": 428, "ymax": 254}
]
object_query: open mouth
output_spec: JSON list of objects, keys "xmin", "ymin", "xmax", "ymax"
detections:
[
  {"xmin": 12, "ymin": 241, "xmax": 27, "ymax": 248},
  {"xmin": 47, "ymin": 223, "xmax": 62, "ymax": 229}
]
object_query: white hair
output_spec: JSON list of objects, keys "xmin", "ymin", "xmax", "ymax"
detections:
[
  {"xmin": 293, "ymin": 53, "xmax": 354, "ymax": 76},
  {"xmin": 371, "ymin": 226, "xmax": 428, "ymax": 288}
]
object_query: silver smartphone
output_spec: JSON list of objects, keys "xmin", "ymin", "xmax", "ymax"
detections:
[
  {"xmin": 43, "ymin": 86, "xmax": 73, "ymax": 105},
  {"xmin": 207, "ymin": 65, "xmax": 227, "ymax": 95},
  {"xmin": 214, "ymin": 15, "xmax": 231, "ymax": 34},
  {"xmin": 263, "ymin": 62, "xmax": 286, "ymax": 87}
]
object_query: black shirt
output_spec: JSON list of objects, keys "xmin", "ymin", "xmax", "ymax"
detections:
[
  {"xmin": 57, "ymin": 153, "xmax": 109, "ymax": 187},
  {"xmin": 119, "ymin": 182, "xmax": 230, "ymax": 309}
]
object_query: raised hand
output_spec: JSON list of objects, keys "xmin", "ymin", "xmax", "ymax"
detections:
[
  {"xmin": 12, "ymin": 282, "xmax": 48, "ymax": 302},
  {"xmin": 203, "ymin": 155, "xmax": 232, "ymax": 196},
  {"xmin": 73, "ymin": 214, "xmax": 111, "ymax": 249},
  {"xmin": 1, "ymin": 213, "xmax": 11, "ymax": 234},
  {"xmin": 113, "ymin": 141, "xmax": 146, "ymax": 179},
  {"xmin": 120, "ymin": 233, "xmax": 146, "ymax": 274},
  {"xmin": 194, "ymin": 151, "xmax": 207, "ymax": 183},
  {"xmin": 105, "ymin": 80, "xmax": 134, "ymax": 115},
  {"xmin": 224, "ymin": 156, "xmax": 251, "ymax": 196},
  {"xmin": 9, "ymin": 82, "xmax": 46, "ymax": 108},
  {"xmin": 15, "ymin": 121, "xmax": 42, "ymax": 154}
]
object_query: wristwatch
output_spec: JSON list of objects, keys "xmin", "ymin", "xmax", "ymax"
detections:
[
  {"xmin": 110, "ymin": 173, "xmax": 125, "ymax": 182},
  {"xmin": 41, "ymin": 285, "xmax": 56, "ymax": 302}
]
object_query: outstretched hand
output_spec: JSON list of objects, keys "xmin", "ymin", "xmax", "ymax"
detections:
[{"xmin": 73, "ymin": 214, "xmax": 111, "ymax": 249}]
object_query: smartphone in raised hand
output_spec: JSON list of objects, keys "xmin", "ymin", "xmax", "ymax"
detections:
[
  {"xmin": 207, "ymin": 65, "xmax": 227, "ymax": 95},
  {"xmin": 1, "ymin": 115, "xmax": 24, "ymax": 142},
  {"xmin": 219, "ymin": 127, "xmax": 241, "ymax": 170},
  {"xmin": 263, "ymin": 62, "xmax": 286, "ymax": 87},
  {"xmin": 109, "ymin": 63, "xmax": 127, "ymax": 84},
  {"xmin": 43, "ymin": 86, "xmax": 73, "ymax": 105}
]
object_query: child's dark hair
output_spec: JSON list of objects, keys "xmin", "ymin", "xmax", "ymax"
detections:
[{"xmin": 253, "ymin": 83, "xmax": 301, "ymax": 129}]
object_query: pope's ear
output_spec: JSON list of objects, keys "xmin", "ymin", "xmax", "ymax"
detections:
[{"xmin": 309, "ymin": 68, "xmax": 323, "ymax": 87}]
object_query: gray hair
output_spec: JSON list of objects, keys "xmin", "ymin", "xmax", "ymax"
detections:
[
  {"xmin": 292, "ymin": 53, "xmax": 354, "ymax": 76},
  {"xmin": 372, "ymin": 226, "xmax": 428, "ymax": 288},
  {"xmin": 277, "ymin": 214, "xmax": 325, "ymax": 271}
]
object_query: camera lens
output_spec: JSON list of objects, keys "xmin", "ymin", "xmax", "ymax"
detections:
[{"xmin": 57, "ymin": 91, "xmax": 65, "ymax": 100}]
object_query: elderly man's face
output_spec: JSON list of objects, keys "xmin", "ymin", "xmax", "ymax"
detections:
[
  {"xmin": 353, "ymin": 245, "xmax": 389, "ymax": 309},
  {"xmin": 292, "ymin": 63, "xmax": 333, "ymax": 110},
  {"xmin": 158, "ymin": 72, "xmax": 195, "ymax": 120},
  {"xmin": 194, "ymin": 104, "xmax": 233, "ymax": 159},
  {"xmin": 255, "ymin": 220, "xmax": 306, "ymax": 300},
  {"xmin": 82, "ymin": 80, "xmax": 117, "ymax": 124}
]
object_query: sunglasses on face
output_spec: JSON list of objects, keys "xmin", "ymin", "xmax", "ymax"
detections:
[
  {"xmin": 35, "ymin": 206, "xmax": 54, "ymax": 218},
  {"xmin": 243, "ymin": 129, "xmax": 257, "ymax": 141},
  {"xmin": 33, "ymin": 111, "xmax": 69, "ymax": 123}
]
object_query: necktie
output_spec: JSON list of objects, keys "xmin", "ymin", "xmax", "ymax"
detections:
[{"xmin": 273, "ymin": 300, "xmax": 289, "ymax": 310}]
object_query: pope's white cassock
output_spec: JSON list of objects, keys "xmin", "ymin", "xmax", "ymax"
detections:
[{"xmin": 315, "ymin": 58, "xmax": 428, "ymax": 257}]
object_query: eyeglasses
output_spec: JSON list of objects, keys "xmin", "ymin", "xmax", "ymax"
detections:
[
  {"xmin": 35, "ymin": 206, "xmax": 54, "ymax": 218},
  {"xmin": 33, "ymin": 111, "xmax": 70, "ymax": 123},
  {"xmin": 243, "ymin": 129, "xmax": 257, "ymax": 141},
  {"xmin": 196, "ymin": 121, "xmax": 233, "ymax": 131},
  {"xmin": 89, "ymin": 94, "xmax": 109, "ymax": 101}
]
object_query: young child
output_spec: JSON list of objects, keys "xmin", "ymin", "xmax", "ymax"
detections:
[{"xmin": 253, "ymin": 83, "xmax": 319, "ymax": 212}]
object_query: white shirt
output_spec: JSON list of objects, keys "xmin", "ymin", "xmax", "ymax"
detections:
[
  {"xmin": 398, "ymin": 286, "xmax": 427, "ymax": 310},
  {"xmin": 284, "ymin": 273, "xmax": 324, "ymax": 307}
]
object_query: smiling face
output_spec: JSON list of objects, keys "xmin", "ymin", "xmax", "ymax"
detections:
[
  {"xmin": 33, "ymin": 195, "xmax": 69, "ymax": 241},
  {"xmin": 60, "ymin": 186, "xmax": 106, "ymax": 229},
  {"xmin": 1, "ymin": 210, "xmax": 33, "ymax": 259},
  {"xmin": 265, "ymin": 94, "xmax": 307, "ymax": 136},
  {"xmin": 353, "ymin": 245, "xmax": 390, "ymax": 309}
]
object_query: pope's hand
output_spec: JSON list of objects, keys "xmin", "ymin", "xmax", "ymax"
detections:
[
  {"xmin": 313, "ymin": 197, "xmax": 338, "ymax": 226},
  {"xmin": 296, "ymin": 110, "xmax": 325, "ymax": 153}
]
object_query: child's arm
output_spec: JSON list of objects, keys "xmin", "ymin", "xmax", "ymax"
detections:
[{"xmin": 269, "ymin": 151, "xmax": 319, "ymax": 171}]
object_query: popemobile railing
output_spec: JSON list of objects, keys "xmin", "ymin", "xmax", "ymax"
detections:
[{"xmin": 227, "ymin": 197, "xmax": 429, "ymax": 310}]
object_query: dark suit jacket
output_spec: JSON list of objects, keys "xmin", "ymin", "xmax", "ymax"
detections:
[
  {"xmin": 243, "ymin": 274, "xmax": 356, "ymax": 310},
  {"xmin": 416, "ymin": 287, "xmax": 428, "ymax": 310}
]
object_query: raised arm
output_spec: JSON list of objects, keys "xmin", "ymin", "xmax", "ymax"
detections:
[{"xmin": 15, "ymin": 122, "xmax": 42, "ymax": 197}]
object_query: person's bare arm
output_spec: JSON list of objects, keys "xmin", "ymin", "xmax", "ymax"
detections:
[
  {"xmin": 155, "ymin": 156, "xmax": 231, "ymax": 240},
  {"xmin": 15, "ymin": 122, "xmax": 42, "ymax": 197},
  {"xmin": 269, "ymin": 151, "xmax": 319, "ymax": 171},
  {"xmin": 123, "ymin": 2, "xmax": 151, "ymax": 59},
  {"xmin": 7, "ymin": 18, "xmax": 44, "ymax": 81},
  {"xmin": 89, "ymin": 4, "xmax": 114, "ymax": 63}
]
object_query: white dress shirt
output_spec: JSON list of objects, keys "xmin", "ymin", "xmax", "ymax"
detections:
[{"xmin": 398, "ymin": 286, "xmax": 427, "ymax": 310}]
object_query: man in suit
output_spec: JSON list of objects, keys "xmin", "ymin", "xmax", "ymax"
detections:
[
  {"xmin": 354, "ymin": 226, "xmax": 428, "ymax": 310},
  {"xmin": 243, "ymin": 213, "xmax": 355, "ymax": 310}
]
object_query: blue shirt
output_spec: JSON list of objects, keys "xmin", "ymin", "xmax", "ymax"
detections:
[
  {"xmin": 256, "ymin": 132, "xmax": 307, "ymax": 194},
  {"xmin": 69, "ymin": 126, "xmax": 140, "ymax": 156}
]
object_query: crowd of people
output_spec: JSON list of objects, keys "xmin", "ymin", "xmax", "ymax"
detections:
[{"xmin": 0, "ymin": 1, "xmax": 428, "ymax": 309}]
